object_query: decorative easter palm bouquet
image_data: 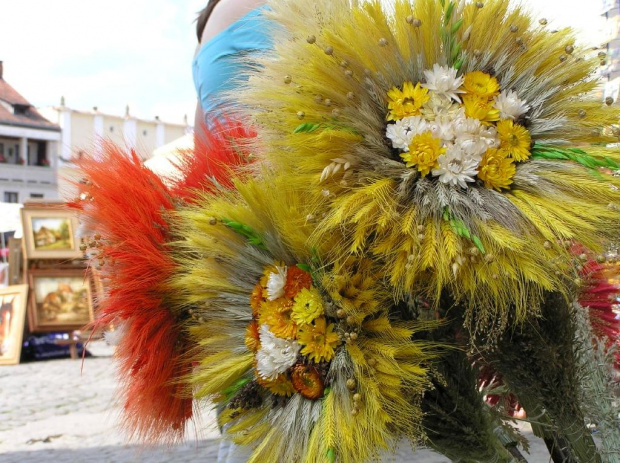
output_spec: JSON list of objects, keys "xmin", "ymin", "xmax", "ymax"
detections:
[{"xmin": 72, "ymin": 0, "xmax": 620, "ymax": 461}]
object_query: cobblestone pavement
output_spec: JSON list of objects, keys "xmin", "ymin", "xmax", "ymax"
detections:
[{"xmin": 0, "ymin": 342, "xmax": 553, "ymax": 462}]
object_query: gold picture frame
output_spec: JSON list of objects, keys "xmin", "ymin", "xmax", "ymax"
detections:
[
  {"xmin": 28, "ymin": 270, "xmax": 94, "ymax": 332},
  {"xmin": 0, "ymin": 284, "xmax": 29, "ymax": 365},
  {"xmin": 7, "ymin": 238, "xmax": 22, "ymax": 285},
  {"xmin": 21, "ymin": 208, "xmax": 82, "ymax": 260}
]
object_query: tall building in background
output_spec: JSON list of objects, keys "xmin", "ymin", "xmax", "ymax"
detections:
[
  {"xmin": 39, "ymin": 101, "xmax": 190, "ymax": 199},
  {"xmin": 0, "ymin": 61, "xmax": 61, "ymax": 203}
]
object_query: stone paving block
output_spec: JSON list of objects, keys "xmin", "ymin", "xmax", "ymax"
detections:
[{"xmin": 0, "ymin": 342, "xmax": 555, "ymax": 462}]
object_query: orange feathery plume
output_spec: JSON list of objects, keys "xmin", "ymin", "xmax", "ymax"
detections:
[
  {"xmin": 170, "ymin": 119, "xmax": 256, "ymax": 202},
  {"xmin": 68, "ymin": 117, "xmax": 256, "ymax": 442},
  {"xmin": 69, "ymin": 142, "xmax": 192, "ymax": 443}
]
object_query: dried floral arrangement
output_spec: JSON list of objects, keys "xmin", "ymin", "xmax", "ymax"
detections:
[{"xmin": 70, "ymin": 0, "xmax": 620, "ymax": 462}]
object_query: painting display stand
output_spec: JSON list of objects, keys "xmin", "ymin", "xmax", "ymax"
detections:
[
  {"xmin": 16, "ymin": 201, "xmax": 96, "ymax": 362},
  {"xmin": 0, "ymin": 285, "xmax": 29, "ymax": 365}
]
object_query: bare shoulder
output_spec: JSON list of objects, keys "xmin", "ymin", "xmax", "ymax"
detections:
[{"xmin": 200, "ymin": 0, "xmax": 267, "ymax": 45}]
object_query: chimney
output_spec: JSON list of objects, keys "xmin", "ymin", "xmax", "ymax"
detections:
[{"xmin": 0, "ymin": 61, "xmax": 3, "ymax": 80}]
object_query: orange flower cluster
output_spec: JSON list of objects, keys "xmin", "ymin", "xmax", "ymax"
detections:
[{"xmin": 245, "ymin": 263, "xmax": 341, "ymax": 399}]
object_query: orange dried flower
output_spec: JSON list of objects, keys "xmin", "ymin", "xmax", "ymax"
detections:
[
  {"xmin": 245, "ymin": 320, "xmax": 260, "ymax": 352},
  {"xmin": 261, "ymin": 308, "xmax": 298, "ymax": 339},
  {"xmin": 291, "ymin": 364, "xmax": 325, "ymax": 400},
  {"xmin": 250, "ymin": 283, "xmax": 265, "ymax": 316},
  {"xmin": 284, "ymin": 266, "xmax": 313, "ymax": 298}
]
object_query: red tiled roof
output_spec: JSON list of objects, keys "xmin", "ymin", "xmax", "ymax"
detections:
[
  {"xmin": 0, "ymin": 78, "xmax": 30, "ymax": 106},
  {"xmin": 0, "ymin": 78, "xmax": 59, "ymax": 131}
]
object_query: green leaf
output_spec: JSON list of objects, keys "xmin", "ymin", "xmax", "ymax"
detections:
[
  {"xmin": 451, "ymin": 18, "xmax": 464, "ymax": 34},
  {"xmin": 294, "ymin": 122, "xmax": 322, "ymax": 134},
  {"xmin": 530, "ymin": 150, "xmax": 568, "ymax": 161},
  {"xmin": 531, "ymin": 144, "xmax": 620, "ymax": 171},
  {"xmin": 587, "ymin": 168, "xmax": 605, "ymax": 181},
  {"xmin": 327, "ymin": 448, "xmax": 336, "ymax": 463},
  {"xmin": 297, "ymin": 263, "xmax": 312, "ymax": 272},
  {"xmin": 454, "ymin": 57, "xmax": 464, "ymax": 70},
  {"xmin": 444, "ymin": 2, "xmax": 455, "ymax": 25},
  {"xmin": 222, "ymin": 378, "xmax": 251, "ymax": 400},
  {"xmin": 472, "ymin": 235, "xmax": 486, "ymax": 254},
  {"xmin": 221, "ymin": 218, "xmax": 266, "ymax": 249},
  {"xmin": 451, "ymin": 43, "xmax": 462, "ymax": 61},
  {"xmin": 446, "ymin": 210, "xmax": 485, "ymax": 254}
]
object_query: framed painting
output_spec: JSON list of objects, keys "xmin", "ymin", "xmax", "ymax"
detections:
[
  {"xmin": 0, "ymin": 284, "xmax": 29, "ymax": 365},
  {"xmin": 21, "ymin": 208, "xmax": 82, "ymax": 260},
  {"xmin": 27, "ymin": 270, "xmax": 94, "ymax": 332},
  {"xmin": 7, "ymin": 238, "xmax": 22, "ymax": 285}
]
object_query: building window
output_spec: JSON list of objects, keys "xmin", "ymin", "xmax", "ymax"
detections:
[
  {"xmin": 4, "ymin": 192, "xmax": 18, "ymax": 203},
  {"xmin": 30, "ymin": 193, "xmax": 44, "ymax": 199},
  {"xmin": 13, "ymin": 104, "xmax": 28, "ymax": 115},
  {"xmin": 37, "ymin": 141, "xmax": 47, "ymax": 166}
]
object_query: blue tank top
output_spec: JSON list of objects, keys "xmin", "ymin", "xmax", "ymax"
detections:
[{"xmin": 192, "ymin": 6, "xmax": 273, "ymax": 116}]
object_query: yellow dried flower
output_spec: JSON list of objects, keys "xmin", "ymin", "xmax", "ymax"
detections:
[
  {"xmin": 478, "ymin": 148, "xmax": 516, "ymax": 191},
  {"xmin": 401, "ymin": 132, "xmax": 445, "ymax": 176},
  {"xmin": 386, "ymin": 81, "xmax": 430, "ymax": 121},
  {"xmin": 462, "ymin": 94, "xmax": 500, "ymax": 125},
  {"xmin": 291, "ymin": 287, "xmax": 324, "ymax": 325},
  {"xmin": 297, "ymin": 317, "xmax": 341, "ymax": 362},
  {"xmin": 462, "ymin": 71, "xmax": 500, "ymax": 99},
  {"xmin": 496, "ymin": 119, "xmax": 532, "ymax": 161}
]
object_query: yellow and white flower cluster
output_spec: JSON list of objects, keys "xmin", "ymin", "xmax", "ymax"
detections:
[
  {"xmin": 386, "ymin": 64, "xmax": 531, "ymax": 190},
  {"xmin": 245, "ymin": 263, "xmax": 340, "ymax": 400}
]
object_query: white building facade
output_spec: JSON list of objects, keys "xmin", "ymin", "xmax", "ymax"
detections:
[
  {"xmin": 40, "ymin": 103, "xmax": 190, "ymax": 199},
  {"xmin": 0, "ymin": 62, "xmax": 61, "ymax": 203}
]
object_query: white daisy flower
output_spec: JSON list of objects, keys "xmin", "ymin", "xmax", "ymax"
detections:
[
  {"xmin": 429, "ymin": 118, "xmax": 455, "ymax": 144},
  {"xmin": 422, "ymin": 64, "xmax": 466, "ymax": 103},
  {"xmin": 420, "ymin": 92, "xmax": 463, "ymax": 120},
  {"xmin": 386, "ymin": 116, "xmax": 429, "ymax": 151},
  {"xmin": 255, "ymin": 325, "xmax": 300, "ymax": 380},
  {"xmin": 386, "ymin": 121, "xmax": 413, "ymax": 151},
  {"xmin": 266, "ymin": 265, "xmax": 287, "ymax": 301},
  {"xmin": 454, "ymin": 118, "xmax": 500, "ymax": 157},
  {"xmin": 494, "ymin": 90, "xmax": 530, "ymax": 120},
  {"xmin": 432, "ymin": 145, "xmax": 481, "ymax": 189}
]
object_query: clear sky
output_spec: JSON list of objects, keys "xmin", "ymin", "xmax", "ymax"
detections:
[{"xmin": 0, "ymin": 0, "xmax": 609, "ymax": 125}]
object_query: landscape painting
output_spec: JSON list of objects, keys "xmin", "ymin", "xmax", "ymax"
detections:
[
  {"xmin": 28, "ymin": 271, "xmax": 93, "ymax": 332},
  {"xmin": 31, "ymin": 217, "xmax": 73, "ymax": 251},
  {"xmin": 21, "ymin": 208, "xmax": 83, "ymax": 259}
]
